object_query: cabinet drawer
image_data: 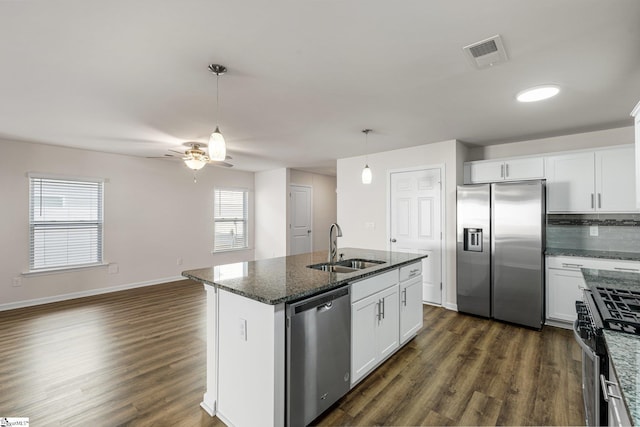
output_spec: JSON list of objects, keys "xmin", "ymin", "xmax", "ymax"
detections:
[
  {"xmin": 351, "ymin": 270, "xmax": 398, "ymax": 303},
  {"xmin": 399, "ymin": 262, "xmax": 422, "ymax": 282},
  {"xmin": 547, "ymin": 255, "xmax": 640, "ymax": 272}
]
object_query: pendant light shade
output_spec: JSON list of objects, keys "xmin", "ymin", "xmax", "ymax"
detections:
[
  {"xmin": 361, "ymin": 129, "xmax": 372, "ymax": 184},
  {"xmin": 362, "ymin": 164, "xmax": 372, "ymax": 184},
  {"xmin": 209, "ymin": 126, "xmax": 226, "ymax": 161},
  {"xmin": 208, "ymin": 64, "xmax": 227, "ymax": 162}
]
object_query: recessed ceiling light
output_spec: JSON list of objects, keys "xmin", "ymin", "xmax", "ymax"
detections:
[{"xmin": 516, "ymin": 85, "xmax": 560, "ymax": 102}]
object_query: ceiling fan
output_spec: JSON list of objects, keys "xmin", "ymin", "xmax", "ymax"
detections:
[{"xmin": 157, "ymin": 142, "xmax": 234, "ymax": 169}]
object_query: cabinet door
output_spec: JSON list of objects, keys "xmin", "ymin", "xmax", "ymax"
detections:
[
  {"xmin": 377, "ymin": 286, "xmax": 400, "ymax": 360},
  {"xmin": 545, "ymin": 152, "xmax": 595, "ymax": 212},
  {"xmin": 400, "ymin": 276, "xmax": 423, "ymax": 344},
  {"xmin": 469, "ymin": 160, "xmax": 505, "ymax": 183},
  {"xmin": 596, "ymin": 146, "xmax": 637, "ymax": 212},
  {"xmin": 547, "ymin": 268, "xmax": 585, "ymax": 323},
  {"xmin": 351, "ymin": 293, "xmax": 380, "ymax": 385},
  {"xmin": 504, "ymin": 157, "xmax": 544, "ymax": 181}
]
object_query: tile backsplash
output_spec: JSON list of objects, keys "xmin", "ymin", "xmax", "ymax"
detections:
[{"xmin": 547, "ymin": 214, "xmax": 640, "ymax": 253}]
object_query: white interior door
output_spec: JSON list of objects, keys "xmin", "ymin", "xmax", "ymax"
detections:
[
  {"xmin": 290, "ymin": 185, "xmax": 312, "ymax": 255},
  {"xmin": 390, "ymin": 169, "xmax": 442, "ymax": 305}
]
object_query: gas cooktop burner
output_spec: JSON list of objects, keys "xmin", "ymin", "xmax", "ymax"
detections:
[{"xmin": 594, "ymin": 286, "xmax": 640, "ymax": 334}]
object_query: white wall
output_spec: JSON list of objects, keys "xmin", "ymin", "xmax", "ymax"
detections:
[
  {"xmin": 289, "ymin": 170, "xmax": 337, "ymax": 252},
  {"xmin": 467, "ymin": 126, "xmax": 634, "ymax": 160},
  {"xmin": 337, "ymin": 139, "xmax": 466, "ymax": 310},
  {"xmin": 0, "ymin": 139, "xmax": 255, "ymax": 309},
  {"xmin": 254, "ymin": 168, "xmax": 289, "ymax": 260}
]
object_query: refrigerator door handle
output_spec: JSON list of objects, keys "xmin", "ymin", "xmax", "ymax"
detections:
[
  {"xmin": 591, "ymin": 193, "xmax": 594, "ymax": 209},
  {"xmin": 500, "ymin": 164, "xmax": 504, "ymax": 178}
]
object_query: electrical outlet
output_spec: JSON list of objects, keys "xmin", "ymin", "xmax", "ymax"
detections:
[
  {"xmin": 12, "ymin": 277, "xmax": 22, "ymax": 287},
  {"xmin": 108, "ymin": 263, "xmax": 119, "ymax": 274},
  {"xmin": 365, "ymin": 222, "xmax": 375, "ymax": 230},
  {"xmin": 590, "ymin": 225, "xmax": 599, "ymax": 237},
  {"xmin": 176, "ymin": 257, "xmax": 183, "ymax": 266}
]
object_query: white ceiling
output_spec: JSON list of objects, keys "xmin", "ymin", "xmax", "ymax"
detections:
[{"xmin": 1, "ymin": 1, "xmax": 639, "ymax": 175}]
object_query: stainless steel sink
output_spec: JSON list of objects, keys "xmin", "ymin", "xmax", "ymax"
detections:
[{"xmin": 307, "ymin": 258, "xmax": 385, "ymax": 273}]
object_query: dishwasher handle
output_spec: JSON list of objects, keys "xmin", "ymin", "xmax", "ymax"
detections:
[{"xmin": 292, "ymin": 286, "xmax": 349, "ymax": 314}]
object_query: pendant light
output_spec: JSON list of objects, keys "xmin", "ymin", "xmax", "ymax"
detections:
[
  {"xmin": 361, "ymin": 129, "xmax": 372, "ymax": 184},
  {"xmin": 208, "ymin": 64, "xmax": 227, "ymax": 161}
]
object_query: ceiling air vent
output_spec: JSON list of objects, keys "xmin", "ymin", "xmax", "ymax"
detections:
[{"xmin": 463, "ymin": 35, "xmax": 508, "ymax": 69}]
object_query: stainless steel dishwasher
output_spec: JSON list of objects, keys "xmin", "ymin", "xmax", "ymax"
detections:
[{"xmin": 286, "ymin": 286, "xmax": 351, "ymax": 427}]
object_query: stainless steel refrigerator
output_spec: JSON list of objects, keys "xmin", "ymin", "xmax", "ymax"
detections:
[{"xmin": 456, "ymin": 180, "xmax": 545, "ymax": 329}]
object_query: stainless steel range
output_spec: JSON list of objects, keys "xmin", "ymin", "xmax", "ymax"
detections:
[{"xmin": 575, "ymin": 283, "xmax": 640, "ymax": 426}]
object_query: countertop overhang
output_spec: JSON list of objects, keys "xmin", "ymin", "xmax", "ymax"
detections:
[
  {"xmin": 546, "ymin": 247, "xmax": 640, "ymax": 261},
  {"xmin": 182, "ymin": 248, "xmax": 427, "ymax": 305}
]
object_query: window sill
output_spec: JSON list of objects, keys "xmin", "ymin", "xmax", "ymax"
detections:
[
  {"xmin": 212, "ymin": 247, "xmax": 251, "ymax": 254},
  {"xmin": 23, "ymin": 262, "xmax": 109, "ymax": 277}
]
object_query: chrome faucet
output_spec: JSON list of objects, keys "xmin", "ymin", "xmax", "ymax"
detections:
[{"xmin": 328, "ymin": 223, "xmax": 343, "ymax": 264}]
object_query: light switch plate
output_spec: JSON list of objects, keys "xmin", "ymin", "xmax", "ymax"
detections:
[
  {"xmin": 239, "ymin": 318, "xmax": 247, "ymax": 341},
  {"xmin": 590, "ymin": 225, "xmax": 599, "ymax": 237},
  {"xmin": 365, "ymin": 222, "xmax": 375, "ymax": 230}
]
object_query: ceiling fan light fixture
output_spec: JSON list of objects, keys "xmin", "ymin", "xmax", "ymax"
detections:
[
  {"xmin": 516, "ymin": 85, "xmax": 560, "ymax": 102},
  {"xmin": 184, "ymin": 157, "xmax": 208, "ymax": 170},
  {"xmin": 209, "ymin": 126, "xmax": 226, "ymax": 161}
]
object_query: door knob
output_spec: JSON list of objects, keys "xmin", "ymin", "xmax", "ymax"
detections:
[
  {"xmin": 390, "ymin": 238, "xmax": 397, "ymax": 243},
  {"xmin": 307, "ymin": 230, "xmax": 311, "ymax": 234}
]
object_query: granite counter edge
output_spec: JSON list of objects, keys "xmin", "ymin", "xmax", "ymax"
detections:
[{"xmin": 182, "ymin": 257, "xmax": 425, "ymax": 305}]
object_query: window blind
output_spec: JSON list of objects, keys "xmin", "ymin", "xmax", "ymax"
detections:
[
  {"xmin": 214, "ymin": 189, "xmax": 248, "ymax": 252},
  {"xmin": 29, "ymin": 176, "xmax": 104, "ymax": 271}
]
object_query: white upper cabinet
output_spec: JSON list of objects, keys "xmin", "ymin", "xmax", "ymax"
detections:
[
  {"xmin": 546, "ymin": 151, "xmax": 596, "ymax": 212},
  {"xmin": 546, "ymin": 146, "xmax": 636, "ymax": 213},
  {"xmin": 596, "ymin": 146, "xmax": 636, "ymax": 212},
  {"xmin": 464, "ymin": 156, "xmax": 544, "ymax": 184},
  {"xmin": 633, "ymin": 100, "xmax": 640, "ymax": 209}
]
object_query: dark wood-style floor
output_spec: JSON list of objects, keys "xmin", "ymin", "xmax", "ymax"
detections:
[{"xmin": 0, "ymin": 280, "xmax": 584, "ymax": 426}]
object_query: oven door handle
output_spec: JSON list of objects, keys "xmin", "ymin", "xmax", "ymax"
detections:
[{"xmin": 572, "ymin": 320, "xmax": 597, "ymax": 357}]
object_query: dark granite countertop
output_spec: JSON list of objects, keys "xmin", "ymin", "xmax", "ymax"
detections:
[
  {"xmin": 182, "ymin": 248, "xmax": 427, "ymax": 305},
  {"xmin": 604, "ymin": 329, "xmax": 640, "ymax": 426},
  {"xmin": 582, "ymin": 268, "xmax": 640, "ymax": 292},
  {"xmin": 546, "ymin": 247, "xmax": 640, "ymax": 261}
]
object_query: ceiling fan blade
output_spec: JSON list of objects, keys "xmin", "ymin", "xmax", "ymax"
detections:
[
  {"xmin": 209, "ymin": 161, "xmax": 234, "ymax": 168},
  {"xmin": 169, "ymin": 149, "xmax": 185, "ymax": 155}
]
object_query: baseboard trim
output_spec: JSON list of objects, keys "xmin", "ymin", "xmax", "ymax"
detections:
[
  {"xmin": 0, "ymin": 276, "xmax": 183, "ymax": 312},
  {"xmin": 443, "ymin": 302, "xmax": 458, "ymax": 311}
]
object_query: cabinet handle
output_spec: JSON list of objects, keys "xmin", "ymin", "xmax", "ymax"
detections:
[
  {"xmin": 409, "ymin": 268, "xmax": 420, "ymax": 276},
  {"xmin": 598, "ymin": 193, "xmax": 602, "ymax": 209},
  {"xmin": 376, "ymin": 300, "xmax": 381, "ymax": 323},
  {"xmin": 505, "ymin": 164, "xmax": 509, "ymax": 178},
  {"xmin": 381, "ymin": 298, "xmax": 385, "ymax": 320},
  {"xmin": 591, "ymin": 193, "xmax": 594, "ymax": 209},
  {"xmin": 614, "ymin": 267, "xmax": 640, "ymax": 272},
  {"xmin": 561, "ymin": 263, "xmax": 583, "ymax": 269},
  {"xmin": 402, "ymin": 288, "xmax": 407, "ymax": 306},
  {"xmin": 601, "ymin": 374, "xmax": 622, "ymax": 402},
  {"xmin": 500, "ymin": 164, "xmax": 504, "ymax": 178}
]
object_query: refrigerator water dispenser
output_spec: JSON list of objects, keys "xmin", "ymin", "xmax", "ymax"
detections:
[{"xmin": 464, "ymin": 228, "xmax": 483, "ymax": 252}]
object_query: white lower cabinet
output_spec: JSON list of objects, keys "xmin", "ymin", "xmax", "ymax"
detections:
[
  {"xmin": 400, "ymin": 275, "xmax": 423, "ymax": 344},
  {"xmin": 546, "ymin": 266, "xmax": 585, "ymax": 324},
  {"xmin": 546, "ymin": 256, "xmax": 640, "ymax": 327},
  {"xmin": 351, "ymin": 284, "xmax": 399, "ymax": 385}
]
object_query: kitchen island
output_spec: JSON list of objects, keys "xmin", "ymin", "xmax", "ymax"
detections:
[{"xmin": 183, "ymin": 248, "xmax": 427, "ymax": 427}]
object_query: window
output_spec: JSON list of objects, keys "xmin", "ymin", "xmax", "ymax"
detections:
[
  {"xmin": 29, "ymin": 175, "xmax": 104, "ymax": 271},
  {"xmin": 214, "ymin": 188, "xmax": 248, "ymax": 252}
]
